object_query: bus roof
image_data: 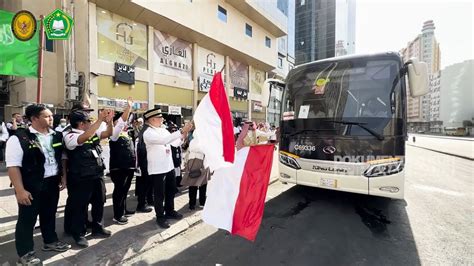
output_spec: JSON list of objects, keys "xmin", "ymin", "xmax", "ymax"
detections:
[{"xmin": 293, "ymin": 51, "xmax": 403, "ymax": 70}]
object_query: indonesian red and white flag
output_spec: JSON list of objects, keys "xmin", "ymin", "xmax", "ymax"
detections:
[
  {"xmin": 193, "ymin": 72, "xmax": 235, "ymax": 171},
  {"xmin": 202, "ymin": 144, "xmax": 275, "ymax": 241}
]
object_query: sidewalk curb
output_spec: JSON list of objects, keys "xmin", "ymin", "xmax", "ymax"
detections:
[
  {"xmin": 407, "ymin": 143, "xmax": 474, "ymax": 161},
  {"xmin": 0, "ymin": 221, "xmax": 16, "ymax": 234}
]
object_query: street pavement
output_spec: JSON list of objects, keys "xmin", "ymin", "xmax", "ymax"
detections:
[
  {"xmin": 126, "ymin": 145, "xmax": 473, "ymax": 266},
  {"xmin": 0, "ymin": 144, "xmax": 472, "ymax": 265}
]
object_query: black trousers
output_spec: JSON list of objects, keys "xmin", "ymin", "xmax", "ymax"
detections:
[
  {"xmin": 66, "ymin": 178, "xmax": 105, "ymax": 238},
  {"xmin": 15, "ymin": 176, "xmax": 60, "ymax": 257},
  {"xmin": 150, "ymin": 170, "xmax": 176, "ymax": 218},
  {"xmin": 110, "ymin": 169, "xmax": 134, "ymax": 219},
  {"xmin": 189, "ymin": 184, "xmax": 207, "ymax": 207},
  {"xmin": 136, "ymin": 172, "xmax": 154, "ymax": 208}
]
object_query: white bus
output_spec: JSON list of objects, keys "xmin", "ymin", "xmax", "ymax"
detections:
[{"xmin": 264, "ymin": 52, "xmax": 428, "ymax": 199}]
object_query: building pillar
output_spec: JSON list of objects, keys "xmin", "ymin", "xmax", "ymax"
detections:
[
  {"xmin": 248, "ymin": 65, "xmax": 252, "ymax": 121},
  {"xmin": 88, "ymin": 2, "xmax": 98, "ymax": 111},
  {"xmin": 225, "ymin": 56, "xmax": 231, "ymax": 97},
  {"xmin": 147, "ymin": 26, "xmax": 155, "ymax": 109},
  {"xmin": 192, "ymin": 43, "xmax": 199, "ymax": 112}
]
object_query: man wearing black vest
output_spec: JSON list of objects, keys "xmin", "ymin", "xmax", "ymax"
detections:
[
  {"xmin": 142, "ymin": 108, "xmax": 192, "ymax": 228},
  {"xmin": 62, "ymin": 102, "xmax": 108, "ymax": 234},
  {"xmin": 7, "ymin": 112, "xmax": 27, "ymax": 136},
  {"xmin": 136, "ymin": 123, "xmax": 154, "ymax": 213},
  {"xmin": 6, "ymin": 104, "xmax": 71, "ymax": 266},
  {"xmin": 109, "ymin": 98, "xmax": 136, "ymax": 224},
  {"xmin": 64, "ymin": 109, "xmax": 113, "ymax": 247}
]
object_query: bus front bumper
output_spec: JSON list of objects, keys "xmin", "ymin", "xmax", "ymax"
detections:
[{"xmin": 279, "ymin": 163, "xmax": 405, "ymax": 199}]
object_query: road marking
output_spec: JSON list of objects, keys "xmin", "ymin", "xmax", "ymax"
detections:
[{"xmin": 412, "ymin": 184, "xmax": 465, "ymax": 197}]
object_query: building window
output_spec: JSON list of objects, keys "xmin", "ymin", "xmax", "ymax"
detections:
[
  {"xmin": 300, "ymin": 0, "xmax": 305, "ymax": 6},
  {"xmin": 277, "ymin": 0, "xmax": 288, "ymax": 16},
  {"xmin": 245, "ymin": 23, "xmax": 252, "ymax": 37},
  {"xmin": 265, "ymin": 36, "xmax": 271, "ymax": 48},
  {"xmin": 278, "ymin": 56, "xmax": 283, "ymax": 69},
  {"xmin": 44, "ymin": 33, "xmax": 54, "ymax": 52},
  {"xmin": 218, "ymin": 6, "xmax": 227, "ymax": 22}
]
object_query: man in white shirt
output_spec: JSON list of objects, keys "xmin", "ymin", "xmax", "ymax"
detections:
[
  {"xmin": 0, "ymin": 121, "xmax": 9, "ymax": 163},
  {"xmin": 143, "ymin": 108, "xmax": 192, "ymax": 228},
  {"xmin": 6, "ymin": 104, "xmax": 71, "ymax": 265},
  {"xmin": 62, "ymin": 103, "xmax": 111, "ymax": 236}
]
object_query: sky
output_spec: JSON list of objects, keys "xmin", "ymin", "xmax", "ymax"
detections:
[{"xmin": 355, "ymin": 0, "xmax": 473, "ymax": 69}]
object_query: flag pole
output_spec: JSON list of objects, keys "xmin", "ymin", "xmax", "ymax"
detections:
[{"xmin": 36, "ymin": 15, "xmax": 45, "ymax": 103}]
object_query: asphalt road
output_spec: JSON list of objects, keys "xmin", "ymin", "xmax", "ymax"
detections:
[{"xmin": 128, "ymin": 145, "xmax": 473, "ymax": 266}]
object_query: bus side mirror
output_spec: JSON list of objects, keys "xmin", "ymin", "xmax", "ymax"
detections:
[
  {"xmin": 407, "ymin": 58, "xmax": 429, "ymax": 97},
  {"xmin": 262, "ymin": 79, "xmax": 285, "ymax": 107}
]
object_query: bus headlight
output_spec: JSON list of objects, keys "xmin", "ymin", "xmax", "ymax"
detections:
[
  {"xmin": 364, "ymin": 160, "xmax": 404, "ymax": 177},
  {"xmin": 279, "ymin": 153, "xmax": 301, "ymax": 170}
]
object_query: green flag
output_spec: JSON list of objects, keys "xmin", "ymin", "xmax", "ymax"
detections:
[{"xmin": 0, "ymin": 9, "xmax": 39, "ymax": 77}]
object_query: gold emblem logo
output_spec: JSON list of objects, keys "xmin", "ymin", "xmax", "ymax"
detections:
[{"xmin": 11, "ymin": 10, "xmax": 37, "ymax": 41}]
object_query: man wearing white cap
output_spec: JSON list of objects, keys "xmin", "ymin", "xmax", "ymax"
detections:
[{"xmin": 142, "ymin": 108, "xmax": 192, "ymax": 228}]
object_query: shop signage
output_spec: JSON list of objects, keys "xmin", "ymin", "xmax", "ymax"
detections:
[
  {"xmin": 44, "ymin": 9, "xmax": 74, "ymax": 40},
  {"xmin": 114, "ymin": 62, "xmax": 135, "ymax": 85},
  {"xmin": 168, "ymin": 105, "xmax": 182, "ymax": 115},
  {"xmin": 97, "ymin": 7, "xmax": 147, "ymax": 69},
  {"xmin": 98, "ymin": 97, "xmax": 148, "ymax": 111},
  {"xmin": 234, "ymin": 87, "xmax": 248, "ymax": 100},
  {"xmin": 197, "ymin": 47, "xmax": 224, "ymax": 92},
  {"xmin": 198, "ymin": 76, "xmax": 212, "ymax": 92},
  {"xmin": 153, "ymin": 30, "xmax": 192, "ymax": 79},
  {"xmin": 252, "ymin": 101, "xmax": 263, "ymax": 112}
]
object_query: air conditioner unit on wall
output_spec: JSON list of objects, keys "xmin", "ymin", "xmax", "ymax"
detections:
[
  {"xmin": 66, "ymin": 86, "xmax": 80, "ymax": 100},
  {"xmin": 67, "ymin": 72, "xmax": 79, "ymax": 85}
]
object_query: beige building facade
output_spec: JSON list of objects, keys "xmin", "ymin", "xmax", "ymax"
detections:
[
  {"xmin": 1, "ymin": 0, "xmax": 287, "ymax": 123},
  {"xmin": 400, "ymin": 20, "xmax": 441, "ymax": 132}
]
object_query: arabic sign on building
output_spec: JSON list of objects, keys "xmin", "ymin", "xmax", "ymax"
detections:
[
  {"xmin": 114, "ymin": 63, "xmax": 135, "ymax": 85},
  {"xmin": 97, "ymin": 7, "xmax": 148, "ymax": 69},
  {"xmin": 234, "ymin": 87, "xmax": 249, "ymax": 100},
  {"xmin": 98, "ymin": 97, "xmax": 149, "ymax": 111},
  {"xmin": 153, "ymin": 30, "xmax": 192, "ymax": 80},
  {"xmin": 252, "ymin": 100, "xmax": 263, "ymax": 112},
  {"xmin": 250, "ymin": 67, "xmax": 265, "ymax": 95},
  {"xmin": 229, "ymin": 58, "xmax": 248, "ymax": 100},
  {"xmin": 197, "ymin": 46, "xmax": 224, "ymax": 92},
  {"xmin": 168, "ymin": 105, "xmax": 182, "ymax": 115}
]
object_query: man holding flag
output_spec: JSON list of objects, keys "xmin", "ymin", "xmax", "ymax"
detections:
[{"xmin": 192, "ymin": 72, "xmax": 275, "ymax": 241}]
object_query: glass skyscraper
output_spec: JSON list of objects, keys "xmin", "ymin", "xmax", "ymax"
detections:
[{"xmin": 295, "ymin": 0, "xmax": 355, "ymax": 65}]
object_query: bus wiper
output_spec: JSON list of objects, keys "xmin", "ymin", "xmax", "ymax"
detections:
[
  {"xmin": 327, "ymin": 120, "xmax": 385, "ymax": 141},
  {"xmin": 289, "ymin": 129, "xmax": 332, "ymax": 136}
]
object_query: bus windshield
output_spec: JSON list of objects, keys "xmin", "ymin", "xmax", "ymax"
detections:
[
  {"xmin": 284, "ymin": 59, "xmax": 404, "ymax": 119},
  {"xmin": 282, "ymin": 58, "xmax": 404, "ymax": 137}
]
